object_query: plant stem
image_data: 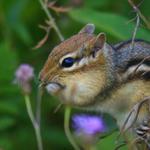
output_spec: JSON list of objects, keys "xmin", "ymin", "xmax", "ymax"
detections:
[
  {"xmin": 24, "ymin": 95, "xmax": 43, "ymax": 150},
  {"xmin": 64, "ymin": 106, "xmax": 80, "ymax": 150},
  {"xmin": 34, "ymin": 123, "xmax": 43, "ymax": 150},
  {"xmin": 128, "ymin": 0, "xmax": 150, "ymax": 29},
  {"xmin": 85, "ymin": 145, "xmax": 96, "ymax": 150},
  {"xmin": 39, "ymin": 0, "xmax": 64, "ymax": 41},
  {"xmin": 36, "ymin": 87, "xmax": 43, "ymax": 127},
  {"xmin": 130, "ymin": 14, "xmax": 140, "ymax": 50}
]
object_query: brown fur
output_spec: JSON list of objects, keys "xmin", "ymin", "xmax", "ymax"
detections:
[
  {"xmin": 40, "ymin": 33, "xmax": 94, "ymax": 81},
  {"xmin": 39, "ymin": 29, "xmax": 150, "ymax": 147}
]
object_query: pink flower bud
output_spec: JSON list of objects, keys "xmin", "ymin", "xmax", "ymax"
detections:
[{"xmin": 14, "ymin": 64, "xmax": 34, "ymax": 94}]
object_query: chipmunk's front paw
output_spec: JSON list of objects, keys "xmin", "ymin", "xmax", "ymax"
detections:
[{"xmin": 135, "ymin": 119, "xmax": 150, "ymax": 148}]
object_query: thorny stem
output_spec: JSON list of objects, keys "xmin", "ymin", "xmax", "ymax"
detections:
[
  {"xmin": 64, "ymin": 106, "xmax": 80, "ymax": 150},
  {"xmin": 39, "ymin": 0, "xmax": 64, "ymax": 41},
  {"xmin": 24, "ymin": 95, "xmax": 43, "ymax": 150}
]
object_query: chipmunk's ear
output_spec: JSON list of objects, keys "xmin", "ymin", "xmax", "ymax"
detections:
[
  {"xmin": 93, "ymin": 33, "xmax": 106, "ymax": 50},
  {"xmin": 76, "ymin": 32, "xmax": 106, "ymax": 58},
  {"xmin": 79, "ymin": 23, "xmax": 95, "ymax": 34}
]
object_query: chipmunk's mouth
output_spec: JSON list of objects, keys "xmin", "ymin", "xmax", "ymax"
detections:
[{"xmin": 45, "ymin": 82, "xmax": 65, "ymax": 94}]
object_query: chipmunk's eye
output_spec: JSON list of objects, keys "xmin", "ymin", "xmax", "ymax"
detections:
[{"xmin": 61, "ymin": 57, "xmax": 75, "ymax": 68}]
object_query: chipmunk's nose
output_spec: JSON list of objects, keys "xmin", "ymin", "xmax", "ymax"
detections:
[
  {"xmin": 38, "ymin": 71, "xmax": 48, "ymax": 87},
  {"xmin": 38, "ymin": 71, "xmax": 65, "ymax": 94}
]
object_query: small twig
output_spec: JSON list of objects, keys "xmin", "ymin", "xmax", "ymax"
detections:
[
  {"xmin": 117, "ymin": 97, "xmax": 150, "ymax": 150},
  {"xmin": 47, "ymin": 1, "xmax": 71, "ymax": 13},
  {"xmin": 120, "ymin": 109, "xmax": 136, "ymax": 134},
  {"xmin": 39, "ymin": 24, "xmax": 49, "ymax": 31},
  {"xmin": 53, "ymin": 103, "xmax": 63, "ymax": 113},
  {"xmin": 130, "ymin": 14, "xmax": 140, "ymax": 50},
  {"xmin": 128, "ymin": 0, "xmax": 150, "ymax": 29},
  {"xmin": 33, "ymin": 26, "xmax": 51, "ymax": 49},
  {"xmin": 129, "ymin": 137, "xmax": 141, "ymax": 149},
  {"xmin": 39, "ymin": 0, "xmax": 64, "ymax": 41},
  {"xmin": 64, "ymin": 106, "xmax": 80, "ymax": 150},
  {"xmin": 127, "ymin": 15, "xmax": 138, "ymax": 24},
  {"xmin": 120, "ymin": 96, "xmax": 150, "ymax": 134},
  {"xmin": 114, "ymin": 141, "xmax": 126, "ymax": 150}
]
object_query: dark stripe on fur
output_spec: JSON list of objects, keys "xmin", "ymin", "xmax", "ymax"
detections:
[
  {"xmin": 125, "ymin": 59, "xmax": 150, "ymax": 71},
  {"xmin": 114, "ymin": 39, "xmax": 150, "ymax": 50}
]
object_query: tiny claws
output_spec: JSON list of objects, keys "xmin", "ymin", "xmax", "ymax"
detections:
[{"xmin": 135, "ymin": 118, "xmax": 150, "ymax": 148}]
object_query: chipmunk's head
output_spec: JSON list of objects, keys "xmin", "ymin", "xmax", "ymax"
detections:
[{"xmin": 39, "ymin": 24, "xmax": 114, "ymax": 107}]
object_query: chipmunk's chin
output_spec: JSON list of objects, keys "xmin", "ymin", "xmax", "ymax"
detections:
[{"xmin": 45, "ymin": 82, "xmax": 96, "ymax": 107}]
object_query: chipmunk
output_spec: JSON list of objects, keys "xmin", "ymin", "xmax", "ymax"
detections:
[{"xmin": 39, "ymin": 24, "xmax": 150, "ymax": 148}]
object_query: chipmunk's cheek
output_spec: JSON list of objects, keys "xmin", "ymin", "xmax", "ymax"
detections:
[{"xmin": 46, "ymin": 83, "xmax": 62, "ymax": 94}]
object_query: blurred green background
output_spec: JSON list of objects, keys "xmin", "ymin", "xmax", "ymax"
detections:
[{"xmin": 0, "ymin": 0, "xmax": 149, "ymax": 149}]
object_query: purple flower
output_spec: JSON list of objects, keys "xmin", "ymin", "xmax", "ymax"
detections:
[
  {"xmin": 72, "ymin": 114, "xmax": 106, "ymax": 136},
  {"xmin": 14, "ymin": 64, "xmax": 34, "ymax": 93}
]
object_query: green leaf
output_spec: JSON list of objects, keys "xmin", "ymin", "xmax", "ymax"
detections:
[
  {"xmin": 0, "ymin": 137, "xmax": 13, "ymax": 150},
  {"xmin": 3, "ymin": 0, "xmax": 32, "ymax": 45},
  {"xmin": 0, "ymin": 42, "xmax": 19, "ymax": 99},
  {"xmin": 69, "ymin": 9, "xmax": 150, "ymax": 40},
  {"xmin": 0, "ymin": 42, "xmax": 18, "ymax": 82},
  {"xmin": 0, "ymin": 84, "xmax": 18, "ymax": 96},
  {"xmin": 43, "ymin": 126, "xmax": 71, "ymax": 149},
  {"xmin": 0, "ymin": 101, "xmax": 19, "ymax": 116},
  {"xmin": 0, "ymin": 117, "xmax": 16, "ymax": 131},
  {"xmin": 13, "ymin": 23, "xmax": 32, "ymax": 44},
  {"xmin": 97, "ymin": 131, "xmax": 127, "ymax": 150},
  {"xmin": 83, "ymin": 0, "xmax": 111, "ymax": 8}
]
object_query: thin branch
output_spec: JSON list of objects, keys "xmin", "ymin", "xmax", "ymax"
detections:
[
  {"xmin": 47, "ymin": 1, "xmax": 71, "ymax": 13},
  {"xmin": 128, "ymin": 0, "xmax": 150, "ymax": 29},
  {"xmin": 116, "ymin": 97, "xmax": 150, "ymax": 150},
  {"xmin": 127, "ymin": 15, "xmax": 138, "ymax": 24},
  {"xmin": 53, "ymin": 103, "xmax": 63, "ymax": 113},
  {"xmin": 120, "ymin": 96, "xmax": 150, "ymax": 134},
  {"xmin": 130, "ymin": 14, "xmax": 140, "ymax": 50},
  {"xmin": 128, "ymin": 137, "xmax": 141, "ymax": 150},
  {"xmin": 114, "ymin": 141, "xmax": 126, "ymax": 150},
  {"xmin": 39, "ymin": 0, "xmax": 64, "ymax": 41},
  {"xmin": 33, "ymin": 26, "xmax": 51, "ymax": 49}
]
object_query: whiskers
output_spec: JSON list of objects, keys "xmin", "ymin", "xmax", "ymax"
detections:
[{"xmin": 53, "ymin": 103, "xmax": 63, "ymax": 113}]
